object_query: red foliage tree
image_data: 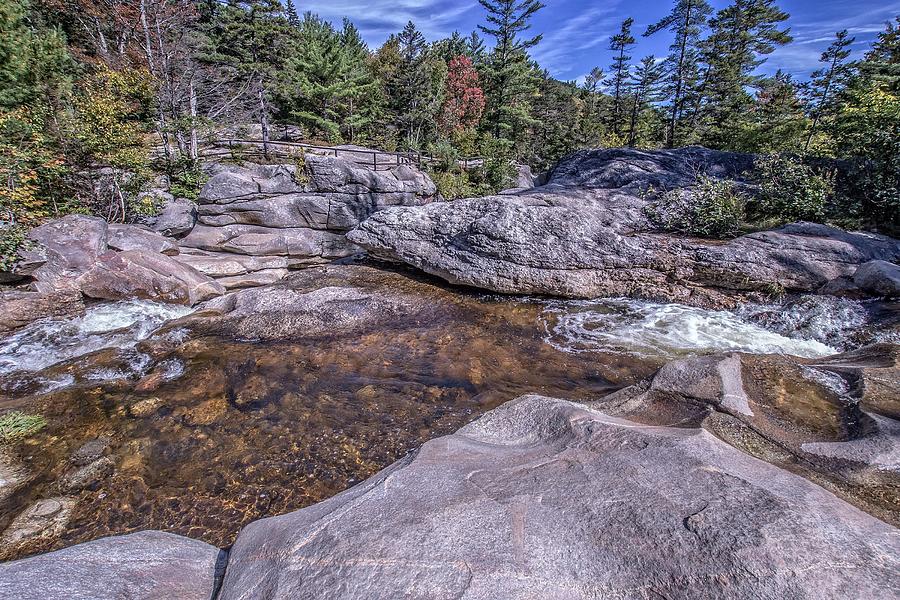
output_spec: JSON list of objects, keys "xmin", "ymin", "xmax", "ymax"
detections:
[{"xmin": 439, "ymin": 55, "xmax": 485, "ymax": 136}]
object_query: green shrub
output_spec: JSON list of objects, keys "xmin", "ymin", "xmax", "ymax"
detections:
[
  {"xmin": 645, "ymin": 175, "xmax": 746, "ymax": 238},
  {"xmin": 0, "ymin": 411, "xmax": 46, "ymax": 442},
  {"xmin": 431, "ymin": 169, "xmax": 474, "ymax": 199},
  {"xmin": 168, "ymin": 159, "xmax": 208, "ymax": 201},
  {"xmin": 752, "ymin": 154, "xmax": 833, "ymax": 223},
  {"xmin": 0, "ymin": 225, "xmax": 31, "ymax": 271}
]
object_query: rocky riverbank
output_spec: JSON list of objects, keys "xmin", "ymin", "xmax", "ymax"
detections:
[{"xmin": 1, "ymin": 147, "xmax": 898, "ymax": 599}]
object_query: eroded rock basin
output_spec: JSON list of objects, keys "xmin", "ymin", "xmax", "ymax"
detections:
[{"xmin": 0, "ymin": 264, "xmax": 897, "ymax": 562}]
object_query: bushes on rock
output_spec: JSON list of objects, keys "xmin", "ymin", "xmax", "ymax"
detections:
[
  {"xmin": 752, "ymin": 154, "xmax": 833, "ymax": 223},
  {"xmin": 645, "ymin": 175, "xmax": 746, "ymax": 238}
]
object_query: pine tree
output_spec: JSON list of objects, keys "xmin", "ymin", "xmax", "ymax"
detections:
[
  {"xmin": 697, "ymin": 0, "xmax": 792, "ymax": 149},
  {"xmin": 744, "ymin": 70, "xmax": 807, "ymax": 152},
  {"xmin": 581, "ymin": 67, "xmax": 605, "ymax": 145},
  {"xmin": 207, "ymin": 0, "xmax": 288, "ymax": 152},
  {"xmin": 466, "ymin": 31, "xmax": 487, "ymax": 65},
  {"xmin": 804, "ymin": 29, "xmax": 855, "ymax": 151},
  {"xmin": 644, "ymin": 0, "xmax": 713, "ymax": 147},
  {"xmin": 284, "ymin": 0, "xmax": 299, "ymax": 26},
  {"xmin": 477, "ymin": 0, "xmax": 545, "ymax": 141},
  {"xmin": 859, "ymin": 17, "xmax": 900, "ymax": 92},
  {"xmin": 627, "ymin": 55, "xmax": 665, "ymax": 147},
  {"xmin": 605, "ymin": 18, "xmax": 635, "ymax": 135},
  {"xmin": 277, "ymin": 14, "xmax": 376, "ymax": 142},
  {"xmin": 390, "ymin": 21, "xmax": 432, "ymax": 149}
]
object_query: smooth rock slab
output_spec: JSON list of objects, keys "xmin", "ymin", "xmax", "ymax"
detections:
[
  {"xmin": 0, "ymin": 531, "xmax": 224, "ymax": 600},
  {"xmin": 107, "ymin": 223, "xmax": 179, "ymax": 256},
  {"xmin": 180, "ymin": 223, "xmax": 356, "ymax": 259},
  {"xmin": 219, "ymin": 396, "xmax": 900, "ymax": 600},
  {"xmin": 77, "ymin": 250, "xmax": 224, "ymax": 305}
]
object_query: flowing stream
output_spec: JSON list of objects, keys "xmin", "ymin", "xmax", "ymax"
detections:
[{"xmin": 0, "ymin": 270, "xmax": 890, "ymax": 561}]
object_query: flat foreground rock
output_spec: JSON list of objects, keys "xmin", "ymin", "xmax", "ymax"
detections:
[
  {"xmin": 0, "ymin": 531, "xmax": 223, "ymax": 600},
  {"xmin": 219, "ymin": 396, "xmax": 900, "ymax": 600}
]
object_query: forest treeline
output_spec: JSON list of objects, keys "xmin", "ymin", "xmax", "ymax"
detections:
[{"xmin": 1, "ymin": 0, "xmax": 899, "ymax": 260}]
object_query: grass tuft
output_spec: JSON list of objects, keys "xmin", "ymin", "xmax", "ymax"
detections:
[{"xmin": 0, "ymin": 411, "xmax": 47, "ymax": 442}]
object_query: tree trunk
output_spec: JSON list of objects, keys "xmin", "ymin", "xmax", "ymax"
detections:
[
  {"xmin": 258, "ymin": 78, "xmax": 270, "ymax": 158},
  {"xmin": 189, "ymin": 76, "xmax": 199, "ymax": 160}
]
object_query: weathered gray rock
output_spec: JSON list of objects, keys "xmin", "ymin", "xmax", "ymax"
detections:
[
  {"xmin": 220, "ymin": 395, "xmax": 900, "ymax": 600},
  {"xmin": 597, "ymin": 346, "xmax": 900, "ymax": 524},
  {"xmin": 175, "ymin": 156, "xmax": 437, "ymax": 288},
  {"xmin": 0, "ymin": 497, "xmax": 75, "ymax": 549},
  {"xmin": 195, "ymin": 284, "xmax": 415, "ymax": 340},
  {"xmin": 77, "ymin": 250, "xmax": 224, "ymax": 305},
  {"xmin": 349, "ymin": 198, "xmax": 900, "ymax": 307},
  {"xmin": 0, "ymin": 531, "xmax": 224, "ymax": 600},
  {"xmin": 107, "ymin": 224, "xmax": 179, "ymax": 256},
  {"xmin": 149, "ymin": 198, "xmax": 197, "ymax": 237},
  {"xmin": 172, "ymin": 249, "xmax": 309, "ymax": 277},
  {"xmin": 180, "ymin": 223, "xmax": 356, "ymax": 259},
  {"xmin": 853, "ymin": 260, "xmax": 900, "ymax": 298},
  {"xmin": 217, "ymin": 268, "xmax": 290, "ymax": 290},
  {"xmin": 0, "ymin": 290, "xmax": 85, "ymax": 333},
  {"xmin": 27, "ymin": 215, "xmax": 108, "ymax": 292}
]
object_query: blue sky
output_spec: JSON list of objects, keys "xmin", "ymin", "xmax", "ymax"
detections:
[{"xmin": 294, "ymin": 0, "xmax": 900, "ymax": 82}]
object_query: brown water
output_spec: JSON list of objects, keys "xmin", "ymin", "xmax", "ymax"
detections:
[{"xmin": 0, "ymin": 266, "xmax": 661, "ymax": 560}]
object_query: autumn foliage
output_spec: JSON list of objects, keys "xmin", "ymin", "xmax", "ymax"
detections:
[{"xmin": 439, "ymin": 55, "xmax": 485, "ymax": 136}]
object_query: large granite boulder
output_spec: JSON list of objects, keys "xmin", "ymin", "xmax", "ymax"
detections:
[
  {"xmin": 853, "ymin": 259, "xmax": 900, "ymax": 298},
  {"xmin": 0, "ymin": 290, "xmax": 84, "ymax": 333},
  {"xmin": 219, "ymin": 395, "xmax": 899, "ymax": 599},
  {"xmin": 107, "ymin": 224, "xmax": 179, "ymax": 256},
  {"xmin": 0, "ymin": 531, "xmax": 224, "ymax": 600},
  {"xmin": 178, "ymin": 157, "xmax": 437, "ymax": 287},
  {"xmin": 77, "ymin": 250, "xmax": 224, "ymax": 305},
  {"xmin": 597, "ymin": 347, "xmax": 900, "ymax": 523},
  {"xmin": 26, "ymin": 215, "xmax": 109, "ymax": 292},
  {"xmin": 148, "ymin": 198, "xmax": 197, "ymax": 238},
  {"xmin": 194, "ymin": 283, "xmax": 417, "ymax": 340},
  {"xmin": 349, "ymin": 171, "xmax": 900, "ymax": 307}
]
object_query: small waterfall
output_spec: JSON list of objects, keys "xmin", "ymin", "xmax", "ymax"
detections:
[
  {"xmin": 540, "ymin": 298, "xmax": 842, "ymax": 359},
  {"xmin": 0, "ymin": 301, "xmax": 193, "ymax": 377}
]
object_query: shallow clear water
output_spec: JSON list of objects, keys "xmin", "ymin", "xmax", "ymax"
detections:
[
  {"xmin": 0, "ymin": 268, "xmax": 885, "ymax": 561},
  {"xmin": 540, "ymin": 298, "xmax": 838, "ymax": 359}
]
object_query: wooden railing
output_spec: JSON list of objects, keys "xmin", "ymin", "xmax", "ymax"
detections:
[{"xmin": 198, "ymin": 138, "xmax": 482, "ymax": 172}]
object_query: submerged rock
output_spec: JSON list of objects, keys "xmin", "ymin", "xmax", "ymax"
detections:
[
  {"xmin": 597, "ymin": 346, "xmax": 900, "ymax": 524},
  {"xmin": 0, "ymin": 531, "xmax": 224, "ymax": 600},
  {"xmin": 219, "ymin": 395, "xmax": 899, "ymax": 599}
]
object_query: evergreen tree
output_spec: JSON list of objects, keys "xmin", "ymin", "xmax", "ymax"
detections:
[
  {"xmin": 644, "ymin": 0, "xmax": 713, "ymax": 147},
  {"xmin": 284, "ymin": 0, "xmax": 299, "ymax": 26},
  {"xmin": 605, "ymin": 18, "xmax": 635, "ymax": 135},
  {"xmin": 697, "ymin": 0, "xmax": 792, "ymax": 149},
  {"xmin": 859, "ymin": 17, "xmax": 900, "ymax": 92},
  {"xmin": 388, "ymin": 21, "xmax": 434, "ymax": 149},
  {"xmin": 277, "ymin": 14, "xmax": 376, "ymax": 142},
  {"xmin": 804, "ymin": 29, "xmax": 855, "ymax": 151},
  {"xmin": 477, "ymin": 0, "xmax": 545, "ymax": 142},
  {"xmin": 627, "ymin": 55, "xmax": 665, "ymax": 147},
  {"xmin": 581, "ymin": 67, "xmax": 605, "ymax": 145},
  {"xmin": 207, "ymin": 0, "xmax": 288, "ymax": 152},
  {"xmin": 466, "ymin": 31, "xmax": 487, "ymax": 65},
  {"xmin": 743, "ymin": 70, "xmax": 807, "ymax": 152}
]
